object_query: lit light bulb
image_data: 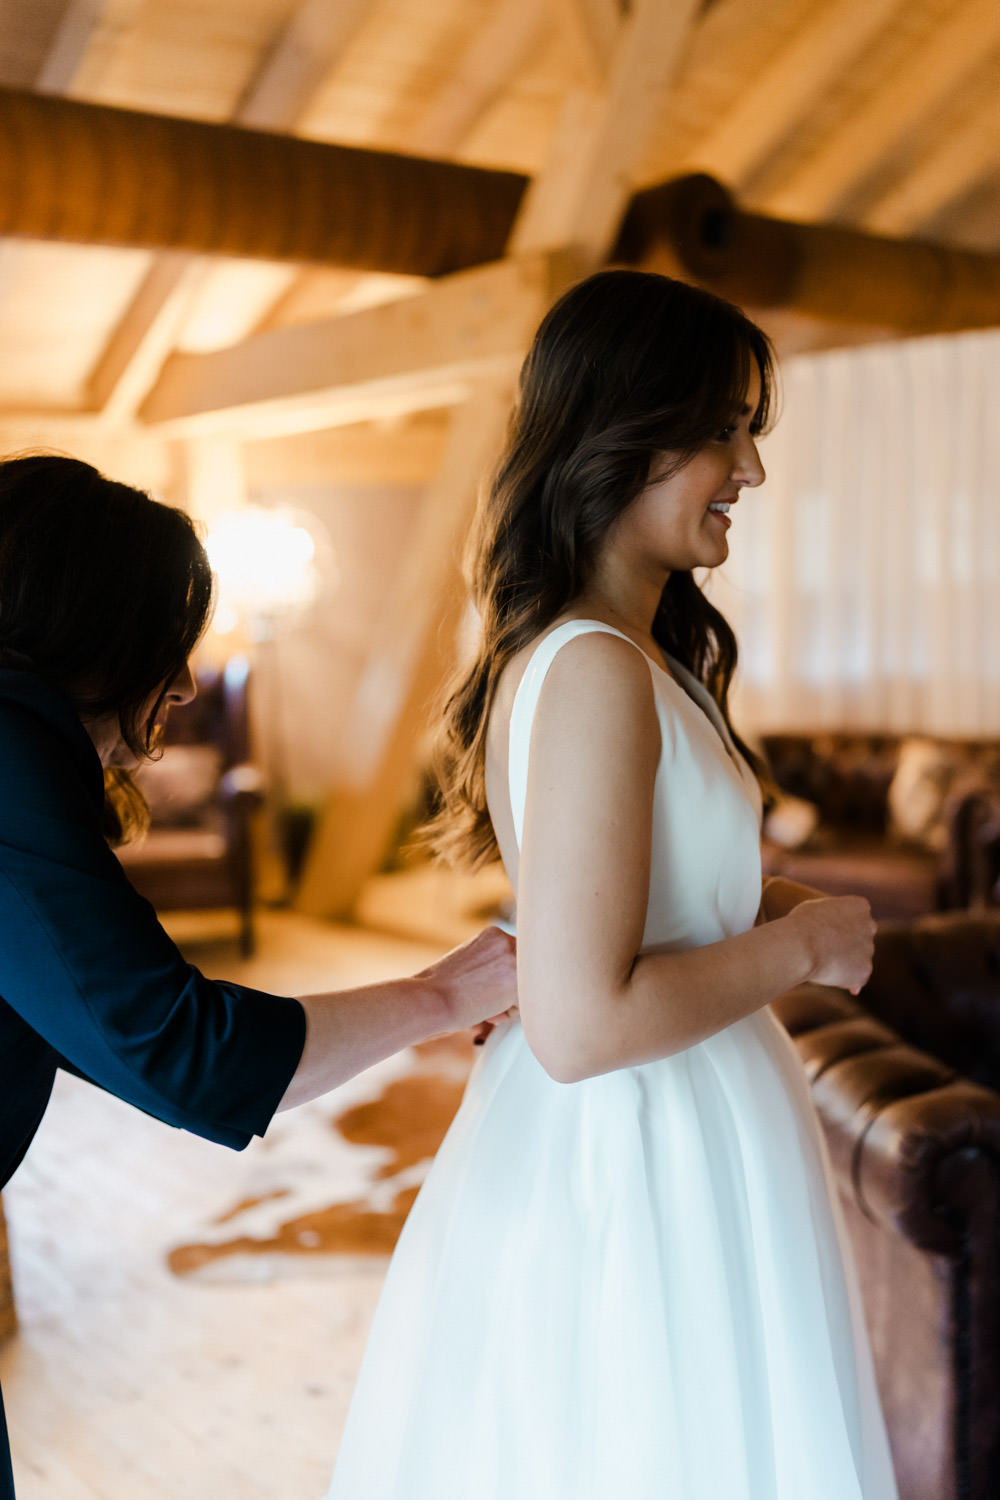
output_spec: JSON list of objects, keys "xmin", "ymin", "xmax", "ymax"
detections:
[{"xmin": 205, "ymin": 507, "xmax": 332, "ymax": 633}]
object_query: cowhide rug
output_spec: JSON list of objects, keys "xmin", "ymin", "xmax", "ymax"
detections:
[{"xmin": 167, "ymin": 1034, "xmax": 476, "ymax": 1282}]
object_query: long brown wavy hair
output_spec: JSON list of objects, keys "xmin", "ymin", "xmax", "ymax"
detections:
[
  {"xmin": 427, "ymin": 268, "xmax": 777, "ymax": 868},
  {"xmin": 0, "ymin": 453, "xmax": 214, "ymax": 843}
]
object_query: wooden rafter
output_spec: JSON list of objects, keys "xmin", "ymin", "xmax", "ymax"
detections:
[
  {"xmin": 236, "ymin": 0, "xmax": 373, "ymax": 131},
  {"xmin": 137, "ymin": 0, "xmax": 705, "ymax": 439},
  {"xmin": 35, "ymin": 0, "xmax": 143, "ymax": 95},
  {"xmin": 550, "ymin": 0, "xmax": 624, "ymax": 89},
  {"xmin": 682, "ymin": 0, "xmax": 902, "ymax": 187},
  {"xmin": 511, "ymin": 0, "xmax": 702, "ymax": 259},
  {"xmin": 863, "ymin": 78, "xmax": 1000, "ymax": 235},
  {"xmin": 36, "ymin": 0, "xmax": 191, "ymax": 423},
  {"xmin": 85, "ymin": 253, "xmax": 206, "ymax": 424},
  {"xmin": 766, "ymin": 0, "xmax": 1000, "ymax": 220},
  {"xmin": 83, "ymin": 0, "xmax": 372, "ymax": 421},
  {"xmin": 139, "ymin": 251, "xmax": 579, "ymax": 437},
  {"xmin": 253, "ymin": 0, "xmax": 544, "ymax": 374},
  {"xmin": 406, "ymin": 0, "xmax": 548, "ymax": 156}
]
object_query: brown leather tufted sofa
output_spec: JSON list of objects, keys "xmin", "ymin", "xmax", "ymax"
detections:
[
  {"xmin": 761, "ymin": 733, "xmax": 1000, "ymax": 921},
  {"xmin": 772, "ymin": 911, "xmax": 1000, "ymax": 1500}
]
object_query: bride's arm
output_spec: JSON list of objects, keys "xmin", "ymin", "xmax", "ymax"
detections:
[{"xmin": 515, "ymin": 633, "xmax": 873, "ymax": 1084}]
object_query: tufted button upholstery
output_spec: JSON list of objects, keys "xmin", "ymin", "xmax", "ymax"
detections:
[{"xmin": 772, "ymin": 910, "xmax": 1000, "ymax": 1500}]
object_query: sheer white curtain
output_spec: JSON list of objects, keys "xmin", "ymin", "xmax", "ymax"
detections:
[{"xmin": 711, "ymin": 326, "xmax": 1000, "ymax": 737}]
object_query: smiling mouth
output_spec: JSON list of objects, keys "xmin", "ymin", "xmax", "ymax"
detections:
[{"xmin": 708, "ymin": 501, "xmax": 732, "ymax": 515}]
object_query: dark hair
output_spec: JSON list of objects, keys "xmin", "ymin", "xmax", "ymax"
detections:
[
  {"xmin": 0, "ymin": 453, "xmax": 214, "ymax": 838},
  {"xmin": 428, "ymin": 268, "xmax": 777, "ymax": 866}
]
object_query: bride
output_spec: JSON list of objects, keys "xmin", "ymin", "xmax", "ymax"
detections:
[{"xmin": 325, "ymin": 268, "xmax": 898, "ymax": 1499}]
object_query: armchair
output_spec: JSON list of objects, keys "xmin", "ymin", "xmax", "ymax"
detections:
[{"xmin": 117, "ymin": 655, "xmax": 264, "ymax": 956}]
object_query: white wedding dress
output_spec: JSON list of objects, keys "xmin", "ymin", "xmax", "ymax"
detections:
[{"xmin": 325, "ymin": 621, "xmax": 898, "ymax": 1500}]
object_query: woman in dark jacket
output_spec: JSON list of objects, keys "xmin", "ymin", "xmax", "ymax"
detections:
[{"xmin": 0, "ymin": 453, "xmax": 515, "ymax": 1497}]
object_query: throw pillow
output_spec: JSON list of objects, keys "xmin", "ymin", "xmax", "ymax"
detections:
[
  {"xmin": 762, "ymin": 792, "xmax": 822, "ymax": 850},
  {"xmin": 887, "ymin": 737, "xmax": 962, "ymax": 851}
]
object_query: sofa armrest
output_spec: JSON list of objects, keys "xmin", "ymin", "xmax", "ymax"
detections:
[
  {"xmin": 940, "ymin": 782, "xmax": 1000, "ymax": 909},
  {"xmin": 772, "ymin": 984, "xmax": 1000, "ymax": 1255}
]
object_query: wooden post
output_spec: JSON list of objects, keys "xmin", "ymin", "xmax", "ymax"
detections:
[{"xmin": 295, "ymin": 390, "xmax": 515, "ymax": 917}]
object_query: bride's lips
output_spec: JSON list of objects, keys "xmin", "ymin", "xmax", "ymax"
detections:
[{"xmin": 706, "ymin": 500, "xmax": 735, "ymax": 530}]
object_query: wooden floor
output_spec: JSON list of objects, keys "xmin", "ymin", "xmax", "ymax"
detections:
[{"xmin": 1, "ymin": 871, "xmax": 508, "ymax": 1500}]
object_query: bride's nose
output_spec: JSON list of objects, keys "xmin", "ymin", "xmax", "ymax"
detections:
[{"xmin": 732, "ymin": 434, "xmax": 765, "ymax": 489}]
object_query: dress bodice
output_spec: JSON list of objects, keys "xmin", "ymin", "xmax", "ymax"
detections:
[{"xmin": 508, "ymin": 620, "xmax": 763, "ymax": 951}]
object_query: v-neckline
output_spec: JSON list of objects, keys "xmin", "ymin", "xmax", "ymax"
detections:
[
  {"xmin": 544, "ymin": 618, "xmax": 750, "ymax": 787},
  {"xmin": 611, "ymin": 636, "xmax": 752, "ymax": 793}
]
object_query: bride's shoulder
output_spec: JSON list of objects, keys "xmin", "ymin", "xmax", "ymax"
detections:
[
  {"xmin": 495, "ymin": 619, "xmax": 636, "ymax": 712},
  {"xmin": 502, "ymin": 620, "xmax": 656, "ymax": 733}
]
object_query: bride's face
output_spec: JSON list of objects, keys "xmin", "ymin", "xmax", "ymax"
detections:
[{"xmin": 599, "ymin": 366, "xmax": 766, "ymax": 582}]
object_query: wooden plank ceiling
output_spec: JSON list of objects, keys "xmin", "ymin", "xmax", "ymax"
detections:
[{"xmin": 0, "ymin": 0, "xmax": 997, "ymax": 428}]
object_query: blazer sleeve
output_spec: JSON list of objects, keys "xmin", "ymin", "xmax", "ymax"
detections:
[{"xmin": 0, "ymin": 699, "xmax": 306, "ymax": 1151}]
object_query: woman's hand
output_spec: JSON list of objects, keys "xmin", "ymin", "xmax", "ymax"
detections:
[
  {"xmin": 419, "ymin": 924, "xmax": 518, "ymax": 1036},
  {"xmin": 280, "ymin": 925, "xmax": 518, "ymax": 1110},
  {"xmin": 785, "ymin": 895, "xmax": 876, "ymax": 995}
]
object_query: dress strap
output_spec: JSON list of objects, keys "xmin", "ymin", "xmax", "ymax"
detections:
[{"xmin": 507, "ymin": 620, "xmax": 646, "ymax": 849}]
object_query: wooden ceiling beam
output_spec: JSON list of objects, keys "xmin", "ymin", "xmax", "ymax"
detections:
[
  {"xmin": 235, "ymin": 0, "xmax": 373, "ymax": 132},
  {"xmin": 549, "ymin": 0, "xmax": 624, "ymax": 89},
  {"xmin": 35, "ymin": 0, "xmax": 142, "ymax": 95},
  {"xmin": 135, "ymin": 173, "xmax": 1000, "ymax": 437},
  {"xmin": 138, "ymin": 251, "xmax": 577, "ymax": 437},
  {"xmin": 85, "ymin": 252, "xmax": 207, "ymax": 422},
  {"xmin": 765, "ymin": 0, "xmax": 1000, "ymax": 221},
  {"xmin": 253, "ymin": 0, "xmax": 544, "ymax": 377},
  {"xmin": 511, "ymin": 0, "xmax": 702, "ymax": 260},
  {"xmin": 138, "ymin": 0, "xmax": 709, "ymax": 440},
  {"xmin": 0, "ymin": 86, "xmax": 527, "ymax": 274},
  {"xmin": 621, "ymin": 174, "xmax": 1000, "ymax": 334},
  {"xmin": 9, "ymin": 79, "xmax": 999, "ymax": 340}
]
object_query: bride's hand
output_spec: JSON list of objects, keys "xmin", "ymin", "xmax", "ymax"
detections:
[{"xmin": 785, "ymin": 895, "xmax": 876, "ymax": 995}]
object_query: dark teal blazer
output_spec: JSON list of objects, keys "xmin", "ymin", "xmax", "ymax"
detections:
[{"xmin": 0, "ymin": 669, "xmax": 306, "ymax": 1497}]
